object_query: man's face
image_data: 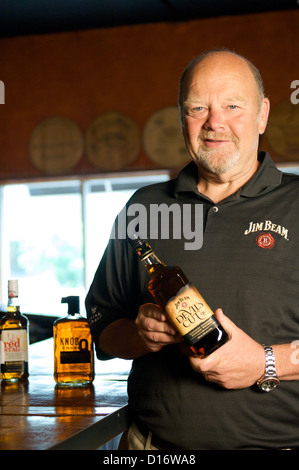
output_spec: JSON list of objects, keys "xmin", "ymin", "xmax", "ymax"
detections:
[{"xmin": 182, "ymin": 53, "xmax": 269, "ymax": 178}]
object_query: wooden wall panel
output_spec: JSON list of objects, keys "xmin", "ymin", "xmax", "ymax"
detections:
[{"xmin": 0, "ymin": 9, "xmax": 298, "ymax": 182}]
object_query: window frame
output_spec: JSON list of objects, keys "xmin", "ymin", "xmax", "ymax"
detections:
[{"xmin": 0, "ymin": 170, "xmax": 171, "ymax": 312}]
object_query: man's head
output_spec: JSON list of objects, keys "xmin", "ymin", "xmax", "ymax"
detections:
[{"xmin": 178, "ymin": 49, "xmax": 270, "ymax": 177}]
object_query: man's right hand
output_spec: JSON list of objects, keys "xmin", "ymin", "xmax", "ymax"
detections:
[{"xmin": 135, "ymin": 303, "xmax": 182, "ymax": 353}]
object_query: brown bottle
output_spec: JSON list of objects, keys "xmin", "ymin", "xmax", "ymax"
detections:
[
  {"xmin": 129, "ymin": 236, "xmax": 228, "ymax": 357},
  {"xmin": 53, "ymin": 296, "xmax": 94, "ymax": 386},
  {"xmin": 0, "ymin": 280, "xmax": 29, "ymax": 381}
]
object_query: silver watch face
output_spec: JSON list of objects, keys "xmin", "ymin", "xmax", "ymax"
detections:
[{"xmin": 260, "ymin": 378, "xmax": 280, "ymax": 392}]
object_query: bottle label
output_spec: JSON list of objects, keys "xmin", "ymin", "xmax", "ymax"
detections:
[
  {"xmin": 0, "ymin": 329, "xmax": 28, "ymax": 363},
  {"xmin": 165, "ymin": 284, "xmax": 217, "ymax": 345},
  {"xmin": 55, "ymin": 328, "xmax": 93, "ymax": 372}
]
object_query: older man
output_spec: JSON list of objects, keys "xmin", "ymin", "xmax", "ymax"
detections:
[{"xmin": 86, "ymin": 49, "xmax": 299, "ymax": 449}]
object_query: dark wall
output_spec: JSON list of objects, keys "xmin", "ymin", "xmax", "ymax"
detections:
[{"xmin": 0, "ymin": 9, "xmax": 298, "ymax": 182}]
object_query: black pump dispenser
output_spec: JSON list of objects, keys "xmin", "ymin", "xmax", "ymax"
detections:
[{"xmin": 61, "ymin": 296, "xmax": 80, "ymax": 315}]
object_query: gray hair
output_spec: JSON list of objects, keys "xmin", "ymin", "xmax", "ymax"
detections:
[{"xmin": 178, "ymin": 48, "xmax": 265, "ymax": 125}]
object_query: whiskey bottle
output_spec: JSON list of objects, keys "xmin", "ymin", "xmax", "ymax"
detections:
[
  {"xmin": 53, "ymin": 296, "xmax": 94, "ymax": 386},
  {"xmin": 129, "ymin": 236, "xmax": 229, "ymax": 357},
  {"xmin": 0, "ymin": 280, "xmax": 29, "ymax": 381}
]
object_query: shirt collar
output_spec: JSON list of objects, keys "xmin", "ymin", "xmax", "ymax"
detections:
[
  {"xmin": 174, "ymin": 151, "xmax": 282, "ymax": 199},
  {"xmin": 240, "ymin": 151, "xmax": 282, "ymax": 197}
]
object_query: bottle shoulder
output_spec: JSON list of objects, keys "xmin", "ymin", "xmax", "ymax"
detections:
[
  {"xmin": 0, "ymin": 314, "xmax": 28, "ymax": 329},
  {"xmin": 149, "ymin": 265, "xmax": 187, "ymax": 282},
  {"xmin": 53, "ymin": 315, "xmax": 90, "ymax": 329}
]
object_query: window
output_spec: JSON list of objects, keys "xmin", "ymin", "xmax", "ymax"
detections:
[
  {"xmin": 277, "ymin": 164, "xmax": 299, "ymax": 175},
  {"xmin": 0, "ymin": 172, "xmax": 170, "ymax": 316},
  {"xmin": 1, "ymin": 162, "xmax": 297, "ymax": 316}
]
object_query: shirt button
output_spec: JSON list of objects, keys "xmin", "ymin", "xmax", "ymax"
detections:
[{"xmin": 212, "ymin": 206, "xmax": 219, "ymax": 213}]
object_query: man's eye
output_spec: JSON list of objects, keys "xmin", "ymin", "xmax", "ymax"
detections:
[
  {"xmin": 228, "ymin": 105, "xmax": 238, "ymax": 109},
  {"xmin": 187, "ymin": 106, "xmax": 204, "ymax": 116}
]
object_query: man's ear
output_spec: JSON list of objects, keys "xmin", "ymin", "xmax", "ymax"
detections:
[{"xmin": 258, "ymin": 97, "xmax": 270, "ymax": 135}]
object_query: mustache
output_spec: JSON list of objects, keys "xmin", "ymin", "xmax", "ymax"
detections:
[{"xmin": 199, "ymin": 131, "xmax": 238, "ymax": 143}]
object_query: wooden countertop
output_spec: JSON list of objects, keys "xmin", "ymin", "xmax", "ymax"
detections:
[{"xmin": 0, "ymin": 338, "xmax": 132, "ymax": 450}]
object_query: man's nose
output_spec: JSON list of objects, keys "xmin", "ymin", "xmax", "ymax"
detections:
[{"xmin": 203, "ymin": 108, "xmax": 226, "ymax": 131}]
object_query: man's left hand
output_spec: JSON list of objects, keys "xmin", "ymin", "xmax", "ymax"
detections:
[{"xmin": 189, "ymin": 308, "xmax": 265, "ymax": 389}]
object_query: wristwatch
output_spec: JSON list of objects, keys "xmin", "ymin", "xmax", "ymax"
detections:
[{"xmin": 257, "ymin": 344, "xmax": 280, "ymax": 392}]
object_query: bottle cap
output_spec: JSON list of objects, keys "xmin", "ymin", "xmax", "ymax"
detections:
[
  {"xmin": 61, "ymin": 296, "xmax": 80, "ymax": 315},
  {"xmin": 8, "ymin": 280, "xmax": 18, "ymax": 298},
  {"xmin": 127, "ymin": 233, "xmax": 143, "ymax": 249},
  {"xmin": 128, "ymin": 234, "xmax": 153, "ymax": 260}
]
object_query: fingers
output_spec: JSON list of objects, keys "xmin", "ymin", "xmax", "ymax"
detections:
[
  {"xmin": 214, "ymin": 308, "xmax": 233, "ymax": 338},
  {"xmin": 137, "ymin": 303, "xmax": 177, "ymax": 335},
  {"xmin": 141, "ymin": 304, "xmax": 168, "ymax": 324},
  {"xmin": 188, "ymin": 309, "xmax": 228, "ymax": 380},
  {"xmin": 135, "ymin": 303, "xmax": 182, "ymax": 352},
  {"xmin": 189, "ymin": 309, "xmax": 265, "ymax": 389}
]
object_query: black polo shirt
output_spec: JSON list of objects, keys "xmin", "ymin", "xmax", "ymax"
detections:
[{"xmin": 86, "ymin": 151, "xmax": 299, "ymax": 449}]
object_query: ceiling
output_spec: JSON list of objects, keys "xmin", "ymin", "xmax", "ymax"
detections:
[{"xmin": 0, "ymin": 0, "xmax": 298, "ymax": 39}]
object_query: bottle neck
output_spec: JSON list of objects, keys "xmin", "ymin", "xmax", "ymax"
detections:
[
  {"xmin": 140, "ymin": 250, "xmax": 165, "ymax": 274},
  {"xmin": 66, "ymin": 313, "xmax": 82, "ymax": 320},
  {"xmin": 7, "ymin": 296, "xmax": 20, "ymax": 314},
  {"xmin": 129, "ymin": 237, "xmax": 166, "ymax": 274}
]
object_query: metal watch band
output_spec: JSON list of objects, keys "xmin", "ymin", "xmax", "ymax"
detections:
[
  {"xmin": 256, "ymin": 344, "xmax": 280, "ymax": 392},
  {"xmin": 263, "ymin": 344, "xmax": 277, "ymax": 377}
]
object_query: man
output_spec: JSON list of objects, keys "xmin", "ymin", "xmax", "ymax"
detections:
[{"xmin": 86, "ymin": 49, "xmax": 299, "ymax": 449}]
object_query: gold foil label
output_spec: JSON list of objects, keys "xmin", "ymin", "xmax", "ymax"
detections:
[{"xmin": 165, "ymin": 284, "xmax": 216, "ymax": 343}]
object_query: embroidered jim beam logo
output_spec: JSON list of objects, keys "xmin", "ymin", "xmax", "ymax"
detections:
[
  {"xmin": 166, "ymin": 284, "xmax": 218, "ymax": 344},
  {"xmin": 244, "ymin": 219, "xmax": 289, "ymax": 249},
  {"xmin": 256, "ymin": 233, "xmax": 275, "ymax": 249}
]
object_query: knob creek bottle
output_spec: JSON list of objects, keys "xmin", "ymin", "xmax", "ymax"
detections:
[
  {"xmin": 53, "ymin": 296, "xmax": 94, "ymax": 386},
  {"xmin": 129, "ymin": 236, "xmax": 228, "ymax": 357}
]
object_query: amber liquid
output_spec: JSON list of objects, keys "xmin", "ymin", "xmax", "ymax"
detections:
[
  {"xmin": 147, "ymin": 264, "xmax": 228, "ymax": 357},
  {"xmin": 0, "ymin": 308, "xmax": 29, "ymax": 381},
  {"xmin": 53, "ymin": 316, "xmax": 94, "ymax": 386}
]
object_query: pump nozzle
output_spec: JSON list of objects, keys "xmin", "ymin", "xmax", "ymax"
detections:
[{"xmin": 61, "ymin": 296, "xmax": 80, "ymax": 315}]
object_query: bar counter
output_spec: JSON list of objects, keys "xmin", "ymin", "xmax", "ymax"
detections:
[{"xmin": 0, "ymin": 338, "xmax": 132, "ymax": 450}]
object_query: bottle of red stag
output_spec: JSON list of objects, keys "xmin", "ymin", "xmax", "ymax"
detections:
[{"xmin": 0, "ymin": 280, "xmax": 29, "ymax": 381}]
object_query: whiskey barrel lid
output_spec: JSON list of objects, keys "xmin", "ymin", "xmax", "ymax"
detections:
[
  {"xmin": 265, "ymin": 99, "xmax": 299, "ymax": 161},
  {"xmin": 85, "ymin": 112, "xmax": 140, "ymax": 171},
  {"xmin": 29, "ymin": 116, "xmax": 84, "ymax": 175},
  {"xmin": 143, "ymin": 106, "xmax": 189, "ymax": 168}
]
